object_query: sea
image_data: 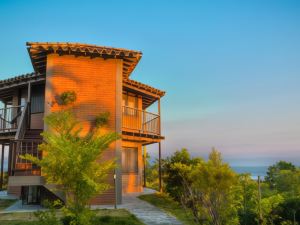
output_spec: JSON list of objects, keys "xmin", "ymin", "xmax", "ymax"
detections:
[{"xmin": 232, "ymin": 166, "xmax": 268, "ymax": 180}]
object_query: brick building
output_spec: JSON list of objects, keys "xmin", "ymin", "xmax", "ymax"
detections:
[{"xmin": 0, "ymin": 42, "xmax": 165, "ymax": 205}]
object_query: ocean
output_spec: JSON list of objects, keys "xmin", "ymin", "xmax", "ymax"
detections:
[{"xmin": 232, "ymin": 166, "xmax": 268, "ymax": 180}]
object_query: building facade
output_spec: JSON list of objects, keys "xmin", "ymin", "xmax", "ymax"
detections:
[{"xmin": 0, "ymin": 42, "xmax": 165, "ymax": 205}]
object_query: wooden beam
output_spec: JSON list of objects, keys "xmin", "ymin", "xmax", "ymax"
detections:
[{"xmin": 158, "ymin": 142, "xmax": 162, "ymax": 192}]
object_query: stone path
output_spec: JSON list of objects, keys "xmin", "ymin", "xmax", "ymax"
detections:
[{"xmin": 120, "ymin": 188, "xmax": 183, "ymax": 225}]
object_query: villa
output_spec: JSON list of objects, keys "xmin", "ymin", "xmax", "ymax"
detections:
[{"xmin": 0, "ymin": 42, "xmax": 165, "ymax": 205}]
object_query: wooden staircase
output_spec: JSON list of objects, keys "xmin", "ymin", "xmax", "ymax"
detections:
[{"xmin": 24, "ymin": 129, "xmax": 43, "ymax": 140}]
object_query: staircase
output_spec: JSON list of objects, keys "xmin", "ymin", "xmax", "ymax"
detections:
[
  {"xmin": 24, "ymin": 129, "xmax": 43, "ymax": 140},
  {"xmin": 12, "ymin": 129, "xmax": 66, "ymax": 203}
]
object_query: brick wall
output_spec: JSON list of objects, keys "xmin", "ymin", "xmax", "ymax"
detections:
[{"xmin": 45, "ymin": 54, "xmax": 122, "ymax": 205}]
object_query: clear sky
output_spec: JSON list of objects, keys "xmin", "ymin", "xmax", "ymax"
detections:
[{"xmin": 0, "ymin": 0, "xmax": 299, "ymax": 166}]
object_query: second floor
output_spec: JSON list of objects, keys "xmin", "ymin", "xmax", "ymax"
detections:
[{"xmin": 0, "ymin": 73, "xmax": 165, "ymax": 144}]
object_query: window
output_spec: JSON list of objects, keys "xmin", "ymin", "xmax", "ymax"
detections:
[
  {"xmin": 31, "ymin": 85, "xmax": 45, "ymax": 113},
  {"xmin": 122, "ymin": 147, "xmax": 138, "ymax": 173}
]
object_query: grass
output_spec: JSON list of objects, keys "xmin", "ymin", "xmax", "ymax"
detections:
[
  {"xmin": 0, "ymin": 209, "xmax": 144, "ymax": 225},
  {"xmin": 0, "ymin": 199, "xmax": 17, "ymax": 210},
  {"xmin": 138, "ymin": 193, "xmax": 197, "ymax": 225}
]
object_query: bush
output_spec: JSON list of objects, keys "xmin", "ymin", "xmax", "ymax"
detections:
[
  {"xmin": 58, "ymin": 91, "xmax": 77, "ymax": 105},
  {"xmin": 34, "ymin": 200, "xmax": 62, "ymax": 225},
  {"xmin": 95, "ymin": 112, "xmax": 110, "ymax": 127}
]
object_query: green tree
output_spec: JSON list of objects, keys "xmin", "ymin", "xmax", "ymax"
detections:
[
  {"xmin": 238, "ymin": 173, "xmax": 258, "ymax": 225},
  {"xmin": 163, "ymin": 148, "xmax": 202, "ymax": 201},
  {"xmin": 265, "ymin": 161, "xmax": 296, "ymax": 188},
  {"xmin": 173, "ymin": 149, "xmax": 241, "ymax": 225},
  {"xmin": 23, "ymin": 110, "xmax": 119, "ymax": 225},
  {"xmin": 260, "ymin": 194, "xmax": 284, "ymax": 224}
]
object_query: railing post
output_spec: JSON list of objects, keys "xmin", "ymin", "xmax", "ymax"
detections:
[
  {"xmin": 158, "ymin": 98, "xmax": 161, "ymax": 135},
  {"xmin": 27, "ymin": 82, "xmax": 31, "ymax": 128},
  {"xmin": 0, "ymin": 143, "xmax": 4, "ymax": 190}
]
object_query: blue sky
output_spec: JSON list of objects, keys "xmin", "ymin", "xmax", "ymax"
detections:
[{"xmin": 0, "ymin": 0, "xmax": 299, "ymax": 166}]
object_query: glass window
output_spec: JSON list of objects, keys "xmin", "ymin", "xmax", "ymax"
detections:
[{"xmin": 122, "ymin": 147, "xmax": 138, "ymax": 173}]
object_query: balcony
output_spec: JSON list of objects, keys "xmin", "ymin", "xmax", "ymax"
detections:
[
  {"xmin": 122, "ymin": 106, "xmax": 161, "ymax": 137},
  {"xmin": 0, "ymin": 106, "xmax": 24, "ymax": 134}
]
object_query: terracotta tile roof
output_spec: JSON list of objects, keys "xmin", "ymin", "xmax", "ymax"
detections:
[
  {"xmin": 0, "ymin": 73, "xmax": 44, "ymax": 88},
  {"xmin": 123, "ymin": 79, "xmax": 165, "ymax": 97},
  {"xmin": 26, "ymin": 42, "xmax": 142, "ymax": 78}
]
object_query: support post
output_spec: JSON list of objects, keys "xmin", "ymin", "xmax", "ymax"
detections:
[
  {"xmin": 158, "ymin": 142, "xmax": 162, "ymax": 192},
  {"xmin": 0, "ymin": 144, "xmax": 5, "ymax": 190},
  {"xmin": 158, "ymin": 98, "xmax": 161, "ymax": 135},
  {"xmin": 143, "ymin": 146, "xmax": 147, "ymax": 187},
  {"xmin": 27, "ymin": 82, "xmax": 31, "ymax": 128}
]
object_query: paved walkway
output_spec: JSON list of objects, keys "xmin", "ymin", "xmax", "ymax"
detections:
[{"xmin": 120, "ymin": 188, "xmax": 183, "ymax": 225}]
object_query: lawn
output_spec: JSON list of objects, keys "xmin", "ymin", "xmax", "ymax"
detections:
[
  {"xmin": 0, "ymin": 209, "xmax": 144, "ymax": 225},
  {"xmin": 138, "ymin": 193, "xmax": 197, "ymax": 225},
  {"xmin": 0, "ymin": 199, "xmax": 17, "ymax": 210}
]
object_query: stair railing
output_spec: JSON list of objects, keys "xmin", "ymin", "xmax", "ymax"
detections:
[{"xmin": 15, "ymin": 102, "xmax": 29, "ymax": 140}]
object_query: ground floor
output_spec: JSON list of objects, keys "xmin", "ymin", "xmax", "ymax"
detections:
[{"xmin": 2, "ymin": 139, "xmax": 161, "ymax": 206}]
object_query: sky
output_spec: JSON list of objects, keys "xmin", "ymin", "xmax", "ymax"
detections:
[{"xmin": 0, "ymin": 0, "xmax": 299, "ymax": 166}]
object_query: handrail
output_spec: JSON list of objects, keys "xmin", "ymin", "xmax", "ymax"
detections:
[
  {"xmin": 15, "ymin": 102, "xmax": 29, "ymax": 139},
  {"xmin": 122, "ymin": 106, "xmax": 160, "ymax": 135},
  {"xmin": 0, "ymin": 105, "xmax": 24, "ymax": 132}
]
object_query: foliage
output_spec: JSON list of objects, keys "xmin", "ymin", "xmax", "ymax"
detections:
[
  {"xmin": 95, "ymin": 112, "xmax": 110, "ymax": 128},
  {"xmin": 146, "ymin": 148, "xmax": 300, "ymax": 225},
  {"xmin": 273, "ymin": 169, "xmax": 300, "ymax": 196},
  {"xmin": 162, "ymin": 148, "xmax": 202, "ymax": 201},
  {"xmin": 22, "ymin": 109, "xmax": 119, "ymax": 225},
  {"xmin": 237, "ymin": 174, "xmax": 258, "ymax": 225},
  {"xmin": 145, "ymin": 155, "xmax": 160, "ymax": 190},
  {"xmin": 58, "ymin": 91, "xmax": 77, "ymax": 106},
  {"xmin": 260, "ymin": 194, "xmax": 284, "ymax": 224},
  {"xmin": 265, "ymin": 161, "xmax": 296, "ymax": 189},
  {"xmin": 0, "ymin": 209, "xmax": 143, "ymax": 225},
  {"xmin": 34, "ymin": 200, "xmax": 63, "ymax": 225},
  {"xmin": 275, "ymin": 196, "xmax": 300, "ymax": 224},
  {"xmin": 172, "ymin": 149, "xmax": 240, "ymax": 225}
]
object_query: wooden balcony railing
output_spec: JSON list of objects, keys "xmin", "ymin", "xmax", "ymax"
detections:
[
  {"xmin": 122, "ymin": 106, "xmax": 160, "ymax": 136},
  {"xmin": 10, "ymin": 139, "xmax": 42, "ymax": 176},
  {"xmin": 0, "ymin": 105, "xmax": 24, "ymax": 132}
]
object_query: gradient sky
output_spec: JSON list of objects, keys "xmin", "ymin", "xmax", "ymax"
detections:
[{"xmin": 0, "ymin": 0, "xmax": 299, "ymax": 166}]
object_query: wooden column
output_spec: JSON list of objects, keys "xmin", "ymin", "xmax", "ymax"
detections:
[
  {"xmin": 27, "ymin": 82, "xmax": 31, "ymax": 127},
  {"xmin": 157, "ymin": 98, "xmax": 162, "ymax": 192},
  {"xmin": 158, "ymin": 98, "xmax": 161, "ymax": 135},
  {"xmin": 158, "ymin": 142, "xmax": 162, "ymax": 192},
  {"xmin": 143, "ymin": 146, "xmax": 147, "ymax": 187},
  {"xmin": 0, "ymin": 144, "xmax": 4, "ymax": 190}
]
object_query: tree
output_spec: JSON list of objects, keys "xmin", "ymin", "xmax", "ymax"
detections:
[
  {"xmin": 238, "ymin": 173, "xmax": 258, "ymax": 225},
  {"xmin": 163, "ymin": 148, "xmax": 202, "ymax": 201},
  {"xmin": 23, "ymin": 110, "xmax": 119, "ymax": 225},
  {"xmin": 173, "ymin": 149, "xmax": 241, "ymax": 225},
  {"xmin": 265, "ymin": 161, "xmax": 296, "ymax": 188}
]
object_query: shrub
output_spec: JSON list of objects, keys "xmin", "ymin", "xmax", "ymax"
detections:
[
  {"xmin": 58, "ymin": 91, "xmax": 77, "ymax": 105},
  {"xmin": 95, "ymin": 112, "xmax": 110, "ymax": 127}
]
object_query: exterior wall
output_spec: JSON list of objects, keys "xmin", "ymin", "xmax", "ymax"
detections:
[
  {"xmin": 45, "ymin": 54, "xmax": 123, "ymax": 205},
  {"xmin": 30, "ymin": 113, "xmax": 44, "ymax": 129},
  {"xmin": 7, "ymin": 186, "xmax": 21, "ymax": 197},
  {"xmin": 121, "ymin": 141, "xmax": 143, "ymax": 193}
]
